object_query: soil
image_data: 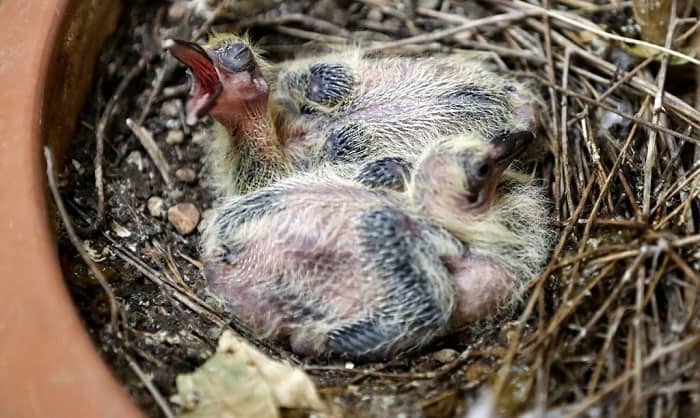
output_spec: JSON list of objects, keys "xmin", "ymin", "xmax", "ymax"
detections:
[
  {"xmin": 58, "ymin": 2, "xmax": 515, "ymax": 417},
  {"xmin": 56, "ymin": 0, "xmax": 700, "ymax": 417}
]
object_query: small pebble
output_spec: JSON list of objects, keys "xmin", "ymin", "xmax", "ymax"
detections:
[
  {"xmin": 464, "ymin": 360, "xmax": 491, "ymax": 382},
  {"xmin": 71, "ymin": 159, "xmax": 84, "ymax": 174},
  {"xmin": 176, "ymin": 167, "xmax": 197, "ymax": 183},
  {"xmin": 160, "ymin": 100, "xmax": 181, "ymax": 118},
  {"xmin": 111, "ymin": 221, "xmax": 132, "ymax": 238},
  {"xmin": 367, "ymin": 8, "xmax": 383, "ymax": 21},
  {"xmin": 107, "ymin": 62, "xmax": 119, "ymax": 78},
  {"xmin": 147, "ymin": 196, "xmax": 165, "ymax": 218},
  {"xmin": 432, "ymin": 348, "xmax": 459, "ymax": 364},
  {"xmin": 165, "ymin": 130, "xmax": 185, "ymax": 145},
  {"xmin": 418, "ymin": 0, "xmax": 440, "ymax": 9},
  {"xmin": 168, "ymin": 203, "xmax": 200, "ymax": 235},
  {"xmin": 165, "ymin": 119, "xmax": 181, "ymax": 130},
  {"xmin": 192, "ymin": 130, "xmax": 208, "ymax": 145},
  {"xmin": 167, "ymin": 2, "xmax": 187, "ymax": 22},
  {"xmin": 206, "ymin": 326, "xmax": 222, "ymax": 340},
  {"xmin": 169, "ymin": 189, "xmax": 184, "ymax": 200},
  {"xmin": 125, "ymin": 150, "xmax": 144, "ymax": 171}
]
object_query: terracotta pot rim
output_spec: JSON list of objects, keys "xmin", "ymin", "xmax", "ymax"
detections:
[{"xmin": 0, "ymin": 1, "xmax": 143, "ymax": 416}]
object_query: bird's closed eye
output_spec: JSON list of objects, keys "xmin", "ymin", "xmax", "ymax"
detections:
[
  {"xmin": 477, "ymin": 163, "xmax": 490, "ymax": 177},
  {"xmin": 218, "ymin": 44, "xmax": 253, "ymax": 72}
]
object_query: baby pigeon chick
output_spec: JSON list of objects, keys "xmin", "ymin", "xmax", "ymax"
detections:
[
  {"xmin": 200, "ymin": 132, "xmax": 551, "ymax": 360},
  {"xmin": 166, "ymin": 34, "xmax": 539, "ymax": 196}
]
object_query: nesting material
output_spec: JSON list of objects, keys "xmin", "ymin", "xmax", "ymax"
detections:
[
  {"xmin": 57, "ymin": 1, "xmax": 700, "ymax": 417},
  {"xmin": 200, "ymin": 133, "xmax": 552, "ymax": 359},
  {"xmin": 167, "ymin": 33, "xmax": 538, "ymax": 196}
]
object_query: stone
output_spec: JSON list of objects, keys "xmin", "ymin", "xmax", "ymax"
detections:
[
  {"xmin": 166, "ymin": 130, "xmax": 185, "ymax": 145},
  {"xmin": 165, "ymin": 119, "xmax": 181, "ymax": 130},
  {"xmin": 168, "ymin": 203, "xmax": 200, "ymax": 235},
  {"xmin": 418, "ymin": 0, "xmax": 440, "ymax": 10},
  {"xmin": 192, "ymin": 129, "xmax": 208, "ymax": 145},
  {"xmin": 432, "ymin": 348, "xmax": 459, "ymax": 364},
  {"xmin": 125, "ymin": 150, "xmax": 144, "ymax": 171},
  {"xmin": 147, "ymin": 196, "xmax": 165, "ymax": 218},
  {"xmin": 175, "ymin": 167, "xmax": 197, "ymax": 183},
  {"xmin": 169, "ymin": 189, "xmax": 184, "ymax": 200},
  {"xmin": 111, "ymin": 221, "xmax": 132, "ymax": 238},
  {"xmin": 71, "ymin": 159, "xmax": 84, "ymax": 175},
  {"xmin": 167, "ymin": 2, "xmax": 187, "ymax": 22},
  {"xmin": 160, "ymin": 100, "xmax": 181, "ymax": 117},
  {"xmin": 367, "ymin": 8, "xmax": 382, "ymax": 21},
  {"xmin": 464, "ymin": 361, "xmax": 491, "ymax": 382}
]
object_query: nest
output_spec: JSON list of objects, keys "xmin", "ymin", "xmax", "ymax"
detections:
[{"xmin": 55, "ymin": 0, "xmax": 700, "ymax": 417}]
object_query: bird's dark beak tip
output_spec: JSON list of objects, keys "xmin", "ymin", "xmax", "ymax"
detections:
[{"xmin": 491, "ymin": 131, "xmax": 533, "ymax": 167}]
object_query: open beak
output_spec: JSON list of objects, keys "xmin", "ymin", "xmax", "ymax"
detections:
[
  {"xmin": 490, "ymin": 131, "xmax": 533, "ymax": 169},
  {"xmin": 164, "ymin": 39, "xmax": 223, "ymax": 125}
]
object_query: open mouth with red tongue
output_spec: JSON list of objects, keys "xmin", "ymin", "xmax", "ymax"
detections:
[{"xmin": 164, "ymin": 39, "xmax": 223, "ymax": 125}]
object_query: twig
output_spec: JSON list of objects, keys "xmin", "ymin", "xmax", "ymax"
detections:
[
  {"xmin": 643, "ymin": 0, "xmax": 677, "ymax": 216},
  {"xmin": 522, "ymin": 15, "xmax": 700, "ymax": 124},
  {"xmin": 235, "ymin": 13, "xmax": 351, "ymax": 37},
  {"xmin": 564, "ymin": 335, "xmax": 700, "ymax": 417},
  {"xmin": 365, "ymin": 10, "xmax": 539, "ymax": 52},
  {"xmin": 136, "ymin": 60, "xmax": 177, "ymax": 126},
  {"xmin": 307, "ymin": 348, "xmax": 479, "ymax": 381},
  {"xmin": 513, "ymin": 0, "xmax": 700, "ymax": 66},
  {"xmin": 274, "ymin": 26, "xmax": 350, "ymax": 44},
  {"xmin": 126, "ymin": 118, "xmax": 173, "ymax": 188},
  {"xmin": 44, "ymin": 147, "xmax": 120, "ymax": 333},
  {"xmin": 125, "ymin": 354, "xmax": 176, "ymax": 418},
  {"xmin": 90, "ymin": 58, "xmax": 147, "ymax": 233},
  {"xmin": 560, "ymin": 47, "xmax": 574, "ymax": 217},
  {"xmin": 594, "ymin": 53, "xmax": 658, "ymax": 107},
  {"xmin": 526, "ymin": 74, "xmax": 700, "ymax": 145}
]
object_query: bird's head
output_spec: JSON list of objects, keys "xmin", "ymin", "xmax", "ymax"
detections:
[
  {"xmin": 411, "ymin": 131, "xmax": 531, "ymax": 219},
  {"xmin": 164, "ymin": 34, "xmax": 269, "ymax": 128}
]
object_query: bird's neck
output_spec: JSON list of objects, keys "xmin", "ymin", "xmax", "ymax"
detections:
[{"xmin": 208, "ymin": 113, "xmax": 290, "ymax": 196}]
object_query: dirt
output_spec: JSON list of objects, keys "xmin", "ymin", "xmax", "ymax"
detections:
[
  {"xmin": 57, "ymin": 1, "xmax": 518, "ymax": 417},
  {"xmin": 57, "ymin": 0, "xmax": 700, "ymax": 417}
]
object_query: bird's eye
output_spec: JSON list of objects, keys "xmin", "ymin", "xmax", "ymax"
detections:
[
  {"xmin": 218, "ymin": 43, "xmax": 253, "ymax": 72},
  {"xmin": 477, "ymin": 163, "xmax": 490, "ymax": 177}
]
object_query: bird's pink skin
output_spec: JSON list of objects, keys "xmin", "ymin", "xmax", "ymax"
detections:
[
  {"xmin": 445, "ymin": 255, "xmax": 516, "ymax": 328},
  {"xmin": 166, "ymin": 39, "xmax": 270, "ymax": 139},
  {"xmin": 207, "ymin": 69, "xmax": 270, "ymax": 140},
  {"xmin": 204, "ymin": 189, "xmax": 515, "ymax": 357},
  {"xmin": 168, "ymin": 36, "xmax": 547, "ymax": 357},
  {"xmin": 204, "ymin": 183, "xmax": 392, "ymax": 357},
  {"xmin": 201, "ymin": 133, "xmax": 529, "ymax": 358},
  {"xmin": 167, "ymin": 38, "xmax": 539, "ymax": 153}
]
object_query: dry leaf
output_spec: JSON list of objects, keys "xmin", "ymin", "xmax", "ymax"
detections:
[{"xmin": 173, "ymin": 331, "xmax": 325, "ymax": 418}]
